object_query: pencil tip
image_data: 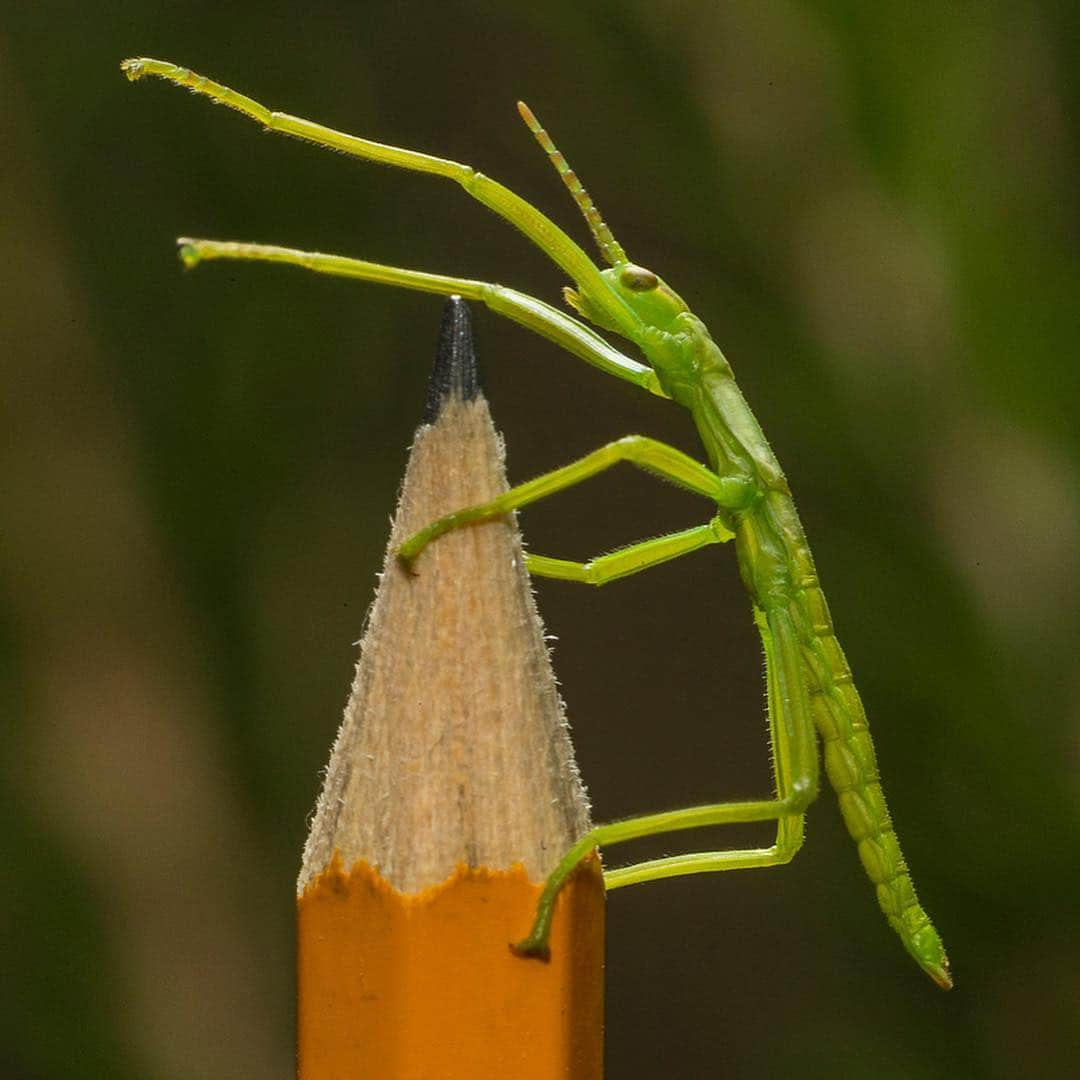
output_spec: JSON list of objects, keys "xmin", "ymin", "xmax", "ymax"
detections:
[{"xmin": 423, "ymin": 297, "xmax": 479, "ymax": 423}]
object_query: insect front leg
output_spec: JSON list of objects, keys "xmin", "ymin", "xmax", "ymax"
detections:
[
  {"xmin": 122, "ymin": 58, "xmax": 640, "ymax": 339},
  {"xmin": 513, "ymin": 604, "xmax": 820, "ymax": 959},
  {"xmin": 176, "ymin": 239, "xmax": 666, "ymax": 396}
]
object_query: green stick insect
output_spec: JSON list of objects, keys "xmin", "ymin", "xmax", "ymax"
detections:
[{"xmin": 123, "ymin": 57, "xmax": 951, "ymax": 989}]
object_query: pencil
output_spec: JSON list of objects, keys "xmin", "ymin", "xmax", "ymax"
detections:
[{"xmin": 297, "ymin": 298, "xmax": 604, "ymax": 1078}]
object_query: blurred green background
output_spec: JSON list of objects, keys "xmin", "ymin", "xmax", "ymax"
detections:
[{"xmin": 3, "ymin": 2, "xmax": 1078, "ymax": 1077}]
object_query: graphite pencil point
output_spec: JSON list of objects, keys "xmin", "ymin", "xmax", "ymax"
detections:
[{"xmin": 423, "ymin": 296, "xmax": 479, "ymax": 423}]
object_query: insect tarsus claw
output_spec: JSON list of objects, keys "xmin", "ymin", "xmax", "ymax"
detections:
[
  {"xmin": 176, "ymin": 239, "xmax": 202, "ymax": 269},
  {"xmin": 396, "ymin": 550, "xmax": 420, "ymax": 576},
  {"xmin": 509, "ymin": 937, "xmax": 551, "ymax": 962}
]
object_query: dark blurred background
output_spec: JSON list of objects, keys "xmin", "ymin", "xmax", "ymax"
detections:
[{"xmin": 3, "ymin": 2, "xmax": 1078, "ymax": 1077}]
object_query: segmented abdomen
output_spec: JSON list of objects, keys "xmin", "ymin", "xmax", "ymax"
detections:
[
  {"xmin": 790, "ymin": 578, "xmax": 938, "ymax": 953},
  {"xmin": 707, "ymin": 375, "xmax": 948, "ymax": 981}
]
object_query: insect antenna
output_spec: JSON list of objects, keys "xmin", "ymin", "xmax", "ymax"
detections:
[{"xmin": 517, "ymin": 101, "xmax": 628, "ymax": 267}]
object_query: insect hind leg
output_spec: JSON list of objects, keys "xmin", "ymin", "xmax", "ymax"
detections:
[{"xmin": 513, "ymin": 603, "xmax": 819, "ymax": 958}]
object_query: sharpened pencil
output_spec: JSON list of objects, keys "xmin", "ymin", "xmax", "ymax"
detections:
[{"xmin": 297, "ymin": 298, "xmax": 604, "ymax": 1079}]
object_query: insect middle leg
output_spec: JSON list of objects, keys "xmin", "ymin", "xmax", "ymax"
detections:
[
  {"xmin": 525, "ymin": 526, "xmax": 725, "ymax": 586},
  {"xmin": 397, "ymin": 434, "xmax": 753, "ymax": 569},
  {"xmin": 514, "ymin": 605, "xmax": 820, "ymax": 957}
]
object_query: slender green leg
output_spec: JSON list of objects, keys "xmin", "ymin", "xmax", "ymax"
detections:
[
  {"xmin": 122, "ymin": 58, "xmax": 641, "ymax": 339},
  {"xmin": 177, "ymin": 239, "xmax": 666, "ymax": 397},
  {"xmin": 513, "ymin": 604, "xmax": 819, "ymax": 958},
  {"xmin": 526, "ymin": 523, "xmax": 729, "ymax": 585},
  {"xmin": 398, "ymin": 434, "xmax": 753, "ymax": 569}
]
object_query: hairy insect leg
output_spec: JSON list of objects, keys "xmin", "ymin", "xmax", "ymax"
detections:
[
  {"xmin": 513, "ymin": 605, "xmax": 819, "ymax": 958},
  {"xmin": 398, "ymin": 434, "xmax": 752, "ymax": 569},
  {"xmin": 177, "ymin": 239, "xmax": 665, "ymax": 395},
  {"xmin": 605, "ymin": 608, "xmax": 818, "ymax": 889},
  {"xmin": 122, "ymin": 58, "xmax": 640, "ymax": 338}
]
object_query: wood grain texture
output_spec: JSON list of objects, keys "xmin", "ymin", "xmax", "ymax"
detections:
[{"xmin": 299, "ymin": 383, "xmax": 591, "ymax": 894}]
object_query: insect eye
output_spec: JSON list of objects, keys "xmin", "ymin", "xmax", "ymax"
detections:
[{"xmin": 619, "ymin": 266, "xmax": 659, "ymax": 292}]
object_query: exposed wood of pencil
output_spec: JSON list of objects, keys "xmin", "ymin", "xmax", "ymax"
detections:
[{"xmin": 297, "ymin": 299, "xmax": 604, "ymax": 1079}]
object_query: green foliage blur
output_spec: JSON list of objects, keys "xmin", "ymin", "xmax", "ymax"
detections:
[{"xmin": 2, "ymin": 3, "xmax": 1077, "ymax": 1077}]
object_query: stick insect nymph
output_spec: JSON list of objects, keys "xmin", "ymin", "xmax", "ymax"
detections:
[{"xmin": 123, "ymin": 58, "xmax": 951, "ymax": 989}]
